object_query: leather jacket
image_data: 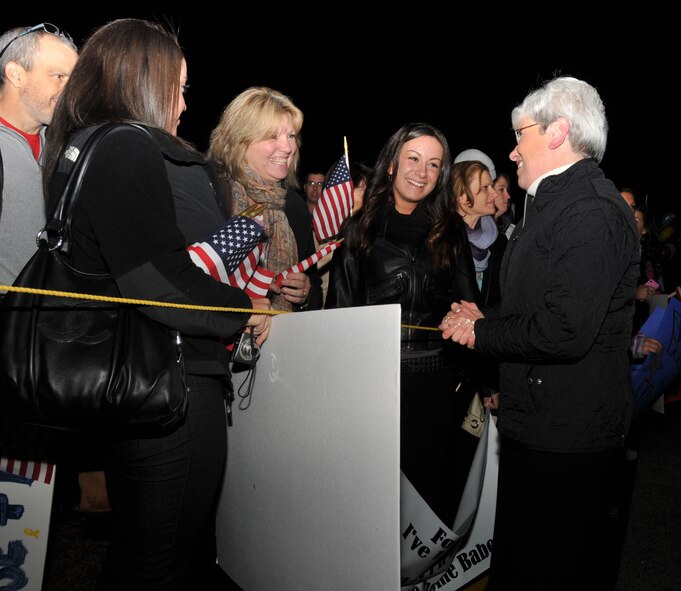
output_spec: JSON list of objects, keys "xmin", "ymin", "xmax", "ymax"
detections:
[{"xmin": 326, "ymin": 205, "xmax": 478, "ymax": 356}]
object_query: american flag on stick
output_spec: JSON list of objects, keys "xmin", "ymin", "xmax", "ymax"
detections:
[
  {"xmin": 230, "ymin": 251, "xmax": 275, "ymax": 298},
  {"xmin": 187, "ymin": 204, "xmax": 274, "ymax": 298},
  {"xmin": 274, "ymin": 239, "xmax": 343, "ymax": 287},
  {"xmin": 312, "ymin": 141, "xmax": 354, "ymax": 241}
]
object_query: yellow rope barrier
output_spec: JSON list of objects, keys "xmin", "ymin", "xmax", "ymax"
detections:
[
  {"xmin": 0, "ymin": 285, "xmax": 286, "ymax": 316},
  {"xmin": 0, "ymin": 285, "xmax": 442, "ymax": 330},
  {"xmin": 401, "ymin": 323, "xmax": 440, "ymax": 332}
]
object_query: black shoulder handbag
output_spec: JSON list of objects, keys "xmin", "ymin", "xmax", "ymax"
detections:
[{"xmin": 0, "ymin": 123, "xmax": 188, "ymax": 436}]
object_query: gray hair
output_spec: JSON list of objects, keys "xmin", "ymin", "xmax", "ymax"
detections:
[
  {"xmin": 511, "ymin": 76, "xmax": 608, "ymax": 162},
  {"xmin": 0, "ymin": 25, "xmax": 77, "ymax": 84}
]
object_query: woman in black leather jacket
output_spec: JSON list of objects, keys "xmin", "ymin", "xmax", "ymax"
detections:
[{"xmin": 325, "ymin": 122, "xmax": 479, "ymax": 526}]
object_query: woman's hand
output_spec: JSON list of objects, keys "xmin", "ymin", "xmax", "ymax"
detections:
[
  {"xmin": 641, "ymin": 337, "xmax": 662, "ymax": 356},
  {"xmin": 440, "ymin": 300, "xmax": 484, "ymax": 348},
  {"xmin": 246, "ymin": 298, "xmax": 272, "ymax": 346},
  {"xmin": 635, "ymin": 284, "xmax": 656, "ymax": 302},
  {"xmin": 269, "ymin": 272, "xmax": 311, "ymax": 306}
]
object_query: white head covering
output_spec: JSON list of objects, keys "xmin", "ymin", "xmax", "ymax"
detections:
[{"xmin": 454, "ymin": 149, "xmax": 496, "ymax": 180}]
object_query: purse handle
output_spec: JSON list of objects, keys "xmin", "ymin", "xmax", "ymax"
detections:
[{"xmin": 37, "ymin": 123, "xmax": 150, "ymax": 253}]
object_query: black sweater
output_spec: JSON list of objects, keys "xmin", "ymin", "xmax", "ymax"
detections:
[{"xmin": 47, "ymin": 124, "xmax": 251, "ymax": 375}]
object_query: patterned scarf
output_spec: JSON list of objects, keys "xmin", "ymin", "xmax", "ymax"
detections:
[{"xmin": 230, "ymin": 168, "xmax": 298, "ymax": 311}]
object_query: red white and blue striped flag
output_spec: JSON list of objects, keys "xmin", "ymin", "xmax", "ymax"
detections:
[
  {"xmin": 312, "ymin": 156, "xmax": 354, "ymax": 241},
  {"xmin": 0, "ymin": 456, "xmax": 55, "ymax": 484},
  {"xmin": 226, "ymin": 244, "xmax": 275, "ymax": 298},
  {"xmin": 187, "ymin": 213, "xmax": 273, "ymax": 298},
  {"xmin": 188, "ymin": 210, "xmax": 345, "ymax": 298},
  {"xmin": 274, "ymin": 240, "xmax": 343, "ymax": 286}
]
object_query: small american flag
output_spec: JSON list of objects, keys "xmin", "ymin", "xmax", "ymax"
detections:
[
  {"xmin": 275, "ymin": 240, "xmax": 342, "ymax": 286},
  {"xmin": 312, "ymin": 156, "xmax": 354, "ymax": 241},
  {"xmin": 188, "ymin": 214, "xmax": 267, "ymax": 292},
  {"xmin": 226, "ymin": 244, "xmax": 276, "ymax": 298}
]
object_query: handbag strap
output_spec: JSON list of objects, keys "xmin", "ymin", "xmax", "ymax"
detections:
[{"xmin": 38, "ymin": 123, "xmax": 150, "ymax": 252}]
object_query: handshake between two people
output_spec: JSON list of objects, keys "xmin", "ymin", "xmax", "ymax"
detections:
[
  {"xmin": 440, "ymin": 300, "xmax": 484, "ymax": 350},
  {"xmin": 440, "ymin": 300, "xmax": 499, "ymax": 410}
]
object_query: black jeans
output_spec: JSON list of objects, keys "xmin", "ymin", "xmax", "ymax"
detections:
[
  {"xmin": 401, "ymin": 365, "xmax": 478, "ymax": 527},
  {"xmin": 96, "ymin": 374, "xmax": 228, "ymax": 591}
]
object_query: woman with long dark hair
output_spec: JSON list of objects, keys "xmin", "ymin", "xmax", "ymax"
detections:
[
  {"xmin": 326, "ymin": 122, "xmax": 479, "ymax": 525},
  {"xmin": 43, "ymin": 19, "xmax": 270, "ymax": 590}
]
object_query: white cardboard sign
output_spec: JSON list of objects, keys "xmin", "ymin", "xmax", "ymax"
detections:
[{"xmin": 216, "ymin": 304, "xmax": 498, "ymax": 590}]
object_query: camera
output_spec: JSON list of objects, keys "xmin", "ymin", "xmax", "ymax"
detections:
[{"xmin": 232, "ymin": 331, "xmax": 261, "ymax": 366}]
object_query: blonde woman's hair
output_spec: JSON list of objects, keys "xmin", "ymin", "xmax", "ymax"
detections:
[{"xmin": 208, "ymin": 86, "xmax": 303, "ymax": 188}]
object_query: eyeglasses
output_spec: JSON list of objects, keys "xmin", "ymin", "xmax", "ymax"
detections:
[
  {"xmin": 305, "ymin": 181, "xmax": 324, "ymax": 187},
  {"xmin": 513, "ymin": 122, "xmax": 543, "ymax": 143},
  {"xmin": 0, "ymin": 23, "xmax": 72, "ymax": 61}
]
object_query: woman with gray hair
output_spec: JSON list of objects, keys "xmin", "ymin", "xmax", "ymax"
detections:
[{"xmin": 441, "ymin": 76, "xmax": 640, "ymax": 590}]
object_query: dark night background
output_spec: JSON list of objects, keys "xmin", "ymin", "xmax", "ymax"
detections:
[{"xmin": 7, "ymin": 13, "xmax": 669, "ymax": 226}]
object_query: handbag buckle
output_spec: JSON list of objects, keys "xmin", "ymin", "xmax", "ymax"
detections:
[{"xmin": 36, "ymin": 223, "xmax": 65, "ymax": 251}]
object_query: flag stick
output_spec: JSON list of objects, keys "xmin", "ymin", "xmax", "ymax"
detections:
[
  {"xmin": 344, "ymin": 136, "xmax": 353, "ymax": 214},
  {"xmin": 239, "ymin": 203, "xmax": 268, "ymax": 218}
]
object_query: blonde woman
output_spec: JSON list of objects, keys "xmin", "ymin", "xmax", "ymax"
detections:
[{"xmin": 208, "ymin": 87, "xmax": 322, "ymax": 312}]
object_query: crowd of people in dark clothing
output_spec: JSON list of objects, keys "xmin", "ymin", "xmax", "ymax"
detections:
[{"xmin": 1, "ymin": 17, "xmax": 678, "ymax": 591}]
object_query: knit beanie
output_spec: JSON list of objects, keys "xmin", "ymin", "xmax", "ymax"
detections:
[{"xmin": 454, "ymin": 149, "xmax": 496, "ymax": 181}]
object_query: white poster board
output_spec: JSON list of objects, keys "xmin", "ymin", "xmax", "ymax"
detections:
[
  {"xmin": 216, "ymin": 304, "xmax": 499, "ymax": 590},
  {"xmin": 0, "ymin": 458, "xmax": 56, "ymax": 590},
  {"xmin": 217, "ymin": 304, "xmax": 402, "ymax": 590}
]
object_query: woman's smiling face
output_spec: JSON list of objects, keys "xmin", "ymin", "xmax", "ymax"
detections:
[
  {"xmin": 244, "ymin": 114, "xmax": 298, "ymax": 182},
  {"xmin": 390, "ymin": 135, "xmax": 444, "ymax": 214}
]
